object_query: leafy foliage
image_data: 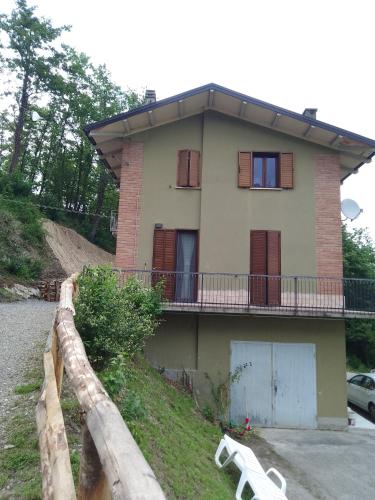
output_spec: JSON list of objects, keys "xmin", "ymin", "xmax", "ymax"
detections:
[
  {"xmin": 343, "ymin": 226, "xmax": 375, "ymax": 279},
  {"xmin": 75, "ymin": 265, "xmax": 163, "ymax": 366},
  {"xmin": 121, "ymin": 390, "xmax": 147, "ymax": 421},
  {"xmin": 343, "ymin": 226, "xmax": 375, "ymax": 370},
  {"xmin": 0, "ymin": 1, "xmax": 143, "ymax": 252},
  {"xmin": 204, "ymin": 363, "xmax": 248, "ymax": 423},
  {"xmin": 99, "ymin": 354, "xmax": 129, "ymax": 398},
  {"xmin": 0, "ymin": 196, "xmax": 46, "ymax": 281}
]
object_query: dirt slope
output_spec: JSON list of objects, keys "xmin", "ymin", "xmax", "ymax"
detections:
[{"xmin": 43, "ymin": 220, "xmax": 114, "ymax": 276}]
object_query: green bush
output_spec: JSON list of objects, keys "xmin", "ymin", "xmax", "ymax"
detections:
[
  {"xmin": 75, "ymin": 265, "xmax": 163, "ymax": 366},
  {"xmin": 2, "ymin": 255, "xmax": 42, "ymax": 280},
  {"xmin": 0, "ymin": 172, "xmax": 32, "ymax": 198},
  {"xmin": 21, "ymin": 220, "xmax": 44, "ymax": 246},
  {"xmin": 202, "ymin": 404, "xmax": 215, "ymax": 423},
  {"xmin": 121, "ymin": 390, "xmax": 146, "ymax": 421},
  {"xmin": 99, "ymin": 354, "xmax": 128, "ymax": 397}
]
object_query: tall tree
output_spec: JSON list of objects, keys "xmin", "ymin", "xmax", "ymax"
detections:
[
  {"xmin": 0, "ymin": 0, "xmax": 69, "ymax": 175},
  {"xmin": 0, "ymin": 1, "xmax": 143, "ymax": 251},
  {"xmin": 343, "ymin": 226, "xmax": 375, "ymax": 369}
]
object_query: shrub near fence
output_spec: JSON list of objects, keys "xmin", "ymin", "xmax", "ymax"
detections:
[{"xmin": 36, "ymin": 273, "xmax": 165, "ymax": 499}]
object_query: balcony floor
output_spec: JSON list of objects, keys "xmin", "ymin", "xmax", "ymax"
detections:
[{"xmin": 163, "ymin": 302, "xmax": 375, "ymax": 319}]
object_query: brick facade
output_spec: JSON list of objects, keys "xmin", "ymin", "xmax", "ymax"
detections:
[
  {"xmin": 115, "ymin": 142, "xmax": 144, "ymax": 268},
  {"xmin": 314, "ymin": 154, "xmax": 343, "ymax": 279}
]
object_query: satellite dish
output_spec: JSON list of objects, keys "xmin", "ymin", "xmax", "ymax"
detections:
[{"xmin": 341, "ymin": 199, "xmax": 362, "ymax": 221}]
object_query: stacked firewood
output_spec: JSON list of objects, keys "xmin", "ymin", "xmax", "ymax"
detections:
[{"xmin": 37, "ymin": 280, "xmax": 63, "ymax": 302}]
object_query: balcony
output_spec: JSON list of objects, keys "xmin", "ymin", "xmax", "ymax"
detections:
[{"xmin": 116, "ymin": 270, "xmax": 375, "ymax": 319}]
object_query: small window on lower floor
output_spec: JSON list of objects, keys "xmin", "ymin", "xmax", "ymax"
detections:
[{"xmin": 252, "ymin": 153, "xmax": 279, "ymax": 188}]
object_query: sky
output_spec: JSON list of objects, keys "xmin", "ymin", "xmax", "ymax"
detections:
[{"xmin": 2, "ymin": 0, "xmax": 375, "ymax": 238}]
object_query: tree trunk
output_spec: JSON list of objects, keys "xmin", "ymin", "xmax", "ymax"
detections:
[
  {"xmin": 28, "ymin": 120, "xmax": 49, "ymax": 184},
  {"xmin": 73, "ymin": 143, "xmax": 84, "ymax": 211},
  {"xmin": 90, "ymin": 170, "xmax": 108, "ymax": 242},
  {"xmin": 8, "ymin": 71, "xmax": 30, "ymax": 175}
]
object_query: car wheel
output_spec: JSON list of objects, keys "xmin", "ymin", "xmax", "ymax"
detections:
[{"xmin": 369, "ymin": 403, "xmax": 375, "ymax": 422}]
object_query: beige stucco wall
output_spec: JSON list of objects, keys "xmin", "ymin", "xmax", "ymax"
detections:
[
  {"xmin": 134, "ymin": 115, "xmax": 203, "ymax": 269},
  {"xmin": 145, "ymin": 314, "xmax": 198, "ymax": 370},
  {"xmin": 145, "ymin": 314, "xmax": 347, "ymax": 427},
  {"xmin": 131, "ymin": 110, "xmax": 334, "ymax": 275}
]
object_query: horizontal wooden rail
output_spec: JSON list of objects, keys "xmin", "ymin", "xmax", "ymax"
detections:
[{"xmin": 37, "ymin": 273, "xmax": 165, "ymax": 499}]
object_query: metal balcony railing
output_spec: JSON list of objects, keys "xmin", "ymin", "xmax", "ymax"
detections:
[{"xmin": 115, "ymin": 270, "xmax": 375, "ymax": 319}]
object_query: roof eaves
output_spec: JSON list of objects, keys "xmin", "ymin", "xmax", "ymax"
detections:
[
  {"xmin": 84, "ymin": 83, "xmax": 375, "ymax": 148},
  {"xmin": 341, "ymin": 151, "xmax": 375, "ymax": 183},
  {"xmin": 85, "ymin": 133, "xmax": 119, "ymax": 185}
]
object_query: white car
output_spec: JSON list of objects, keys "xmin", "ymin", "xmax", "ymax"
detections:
[{"xmin": 347, "ymin": 373, "xmax": 375, "ymax": 421}]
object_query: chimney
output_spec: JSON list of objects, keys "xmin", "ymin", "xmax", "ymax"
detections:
[
  {"xmin": 145, "ymin": 89, "xmax": 156, "ymax": 104},
  {"xmin": 303, "ymin": 108, "xmax": 318, "ymax": 120}
]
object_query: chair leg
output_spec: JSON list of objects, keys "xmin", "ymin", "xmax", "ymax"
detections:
[
  {"xmin": 235, "ymin": 471, "xmax": 249, "ymax": 500},
  {"xmin": 220, "ymin": 451, "xmax": 238, "ymax": 469},
  {"xmin": 214, "ymin": 439, "xmax": 227, "ymax": 468}
]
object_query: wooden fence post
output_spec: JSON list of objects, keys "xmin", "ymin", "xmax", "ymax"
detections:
[
  {"xmin": 38, "ymin": 273, "xmax": 166, "ymax": 500},
  {"xmin": 78, "ymin": 422, "xmax": 110, "ymax": 500}
]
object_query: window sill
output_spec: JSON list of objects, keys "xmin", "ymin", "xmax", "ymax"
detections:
[
  {"xmin": 250, "ymin": 187, "xmax": 282, "ymax": 191},
  {"xmin": 174, "ymin": 186, "xmax": 201, "ymax": 190}
]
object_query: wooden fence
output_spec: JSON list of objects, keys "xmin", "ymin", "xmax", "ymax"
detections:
[{"xmin": 36, "ymin": 273, "xmax": 165, "ymax": 499}]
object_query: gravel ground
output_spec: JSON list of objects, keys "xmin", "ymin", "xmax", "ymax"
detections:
[{"xmin": 0, "ymin": 300, "xmax": 56, "ymax": 442}]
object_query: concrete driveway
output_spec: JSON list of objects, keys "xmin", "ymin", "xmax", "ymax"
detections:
[{"xmin": 253, "ymin": 428, "xmax": 375, "ymax": 499}]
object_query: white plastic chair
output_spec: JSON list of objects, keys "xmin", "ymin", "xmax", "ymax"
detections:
[{"xmin": 215, "ymin": 434, "xmax": 287, "ymax": 500}]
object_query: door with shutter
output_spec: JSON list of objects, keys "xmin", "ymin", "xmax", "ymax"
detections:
[
  {"xmin": 175, "ymin": 231, "xmax": 198, "ymax": 302},
  {"xmin": 267, "ymin": 231, "xmax": 281, "ymax": 305},
  {"xmin": 152, "ymin": 229, "xmax": 198, "ymax": 302},
  {"xmin": 250, "ymin": 230, "xmax": 281, "ymax": 306},
  {"xmin": 250, "ymin": 230, "xmax": 267, "ymax": 305},
  {"xmin": 152, "ymin": 229, "xmax": 177, "ymax": 301}
]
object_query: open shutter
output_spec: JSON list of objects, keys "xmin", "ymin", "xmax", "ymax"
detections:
[
  {"xmin": 250, "ymin": 230, "xmax": 267, "ymax": 305},
  {"xmin": 152, "ymin": 229, "xmax": 176, "ymax": 301},
  {"xmin": 177, "ymin": 150, "xmax": 190, "ymax": 186},
  {"xmin": 152, "ymin": 230, "xmax": 165, "ymax": 271},
  {"xmin": 189, "ymin": 150, "xmax": 200, "ymax": 187},
  {"xmin": 280, "ymin": 153, "xmax": 294, "ymax": 188},
  {"xmin": 267, "ymin": 231, "xmax": 281, "ymax": 305},
  {"xmin": 238, "ymin": 152, "xmax": 252, "ymax": 188}
]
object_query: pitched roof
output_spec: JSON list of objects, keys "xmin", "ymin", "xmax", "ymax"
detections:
[{"xmin": 84, "ymin": 83, "xmax": 375, "ymax": 182}]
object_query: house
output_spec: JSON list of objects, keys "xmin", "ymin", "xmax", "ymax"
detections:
[{"xmin": 84, "ymin": 83, "xmax": 375, "ymax": 430}]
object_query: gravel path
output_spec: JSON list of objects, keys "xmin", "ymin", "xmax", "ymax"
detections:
[{"xmin": 0, "ymin": 300, "xmax": 56, "ymax": 440}]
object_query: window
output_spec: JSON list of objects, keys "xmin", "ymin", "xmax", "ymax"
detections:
[
  {"xmin": 238, "ymin": 152, "xmax": 294, "ymax": 189},
  {"xmin": 362, "ymin": 377, "xmax": 375, "ymax": 390},
  {"xmin": 253, "ymin": 154, "xmax": 279, "ymax": 188},
  {"xmin": 349, "ymin": 375, "xmax": 364, "ymax": 386},
  {"xmin": 177, "ymin": 150, "xmax": 200, "ymax": 188}
]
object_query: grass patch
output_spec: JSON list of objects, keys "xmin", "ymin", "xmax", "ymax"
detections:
[
  {"xmin": 0, "ymin": 287, "xmax": 21, "ymax": 302},
  {"xmin": 103, "ymin": 356, "xmax": 239, "ymax": 499},
  {"xmin": 0, "ymin": 338, "xmax": 81, "ymax": 498},
  {"xmin": 14, "ymin": 381, "xmax": 42, "ymax": 395}
]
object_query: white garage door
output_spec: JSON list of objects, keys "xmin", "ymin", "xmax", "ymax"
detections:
[{"xmin": 230, "ymin": 341, "xmax": 317, "ymax": 428}]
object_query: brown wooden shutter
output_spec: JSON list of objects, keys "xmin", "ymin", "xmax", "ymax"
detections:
[
  {"xmin": 152, "ymin": 230, "xmax": 165, "ymax": 270},
  {"xmin": 177, "ymin": 150, "xmax": 189, "ymax": 186},
  {"xmin": 280, "ymin": 153, "xmax": 294, "ymax": 188},
  {"xmin": 250, "ymin": 230, "xmax": 267, "ymax": 305},
  {"xmin": 266, "ymin": 231, "xmax": 281, "ymax": 305},
  {"xmin": 152, "ymin": 229, "xmax": 176, "ymax": 301},
  {"xmin": 189, "ymin": 150, "xmax": 200, "ymax": 187},
  {"xmin": 238, "ymin": 152, "xmax": 252, "ymax": 188}
]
